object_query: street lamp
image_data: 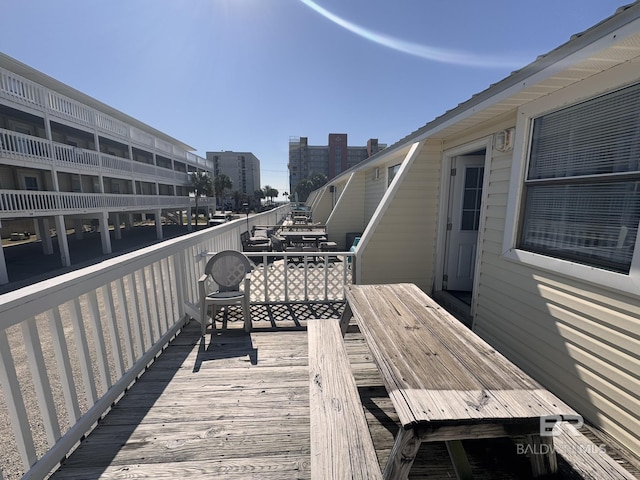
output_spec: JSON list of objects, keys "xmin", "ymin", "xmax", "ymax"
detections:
[{"xmin": 243, "ymin": 202, "xmax": 249, "ymax": 232}]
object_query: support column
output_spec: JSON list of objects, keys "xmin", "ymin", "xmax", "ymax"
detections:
[
  {"xmin": 111, "ymin": 214, "xmax": 122, "ymax": 240},
  {"xmin": 0, "ymin": 220, "xmax": 9, "ymax": 285},
  {"xmin": 93, "ymin": 130, "xmax": 105, "ymax": 193},
  {"xmin": 74, "ymin": 219, "xmax": 84, "ymax": 240},
  {"xmin": 124, "ymin": 214, "xmax": 133, "ymax": 231},
  {"xmin": 186, "ymin": 208, "xmax": 192, "ymax": 231},
  {"xmin": 155, "ymin": 209, "xmax": 163, "ymax": 240},
  {"xmin": 37, "ymin": 218, "xmax": 54, "ymax": 255},
  {"xmin": 99, "ymin": 211, "xmax": 112, "ymax": 254},
  {"xmin": 54, "ymin": 215, "xmax": 71, "ymax": 267}
]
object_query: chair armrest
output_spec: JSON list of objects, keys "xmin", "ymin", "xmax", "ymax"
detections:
[
  {"xmin": 244, "ymin": 272, "xmax": 252, "ymax": 293},
  {"xmin": 198, "ymin": 274, "xmax": 207, "ymax": 299}
]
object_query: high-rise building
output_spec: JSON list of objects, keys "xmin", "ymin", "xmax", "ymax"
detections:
[
  {"xmin": 205, "ymin": 151, "xmax": 261, "ymax": 205},
  {"xmin": 288, "ymin": 134, "xmax": 385, "ymax": 192}
]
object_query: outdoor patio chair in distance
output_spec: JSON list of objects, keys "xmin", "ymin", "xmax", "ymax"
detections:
[{"xmin": 199, "ymin": 250, "xmax": 252, "ymax": 335}]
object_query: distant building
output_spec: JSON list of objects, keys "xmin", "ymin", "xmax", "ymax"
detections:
[
  {"xmin": 288, "ymin": 134, "xmax": 385, "ymax": 192},
  {"xmin": 205, "ymin": 151, "xmax": 261, "ymax": 202}
]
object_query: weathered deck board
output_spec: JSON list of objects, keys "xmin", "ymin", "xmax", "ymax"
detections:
[{"xmin": 49, "ymin": 317, "xmax": 638, "ymax": 480}]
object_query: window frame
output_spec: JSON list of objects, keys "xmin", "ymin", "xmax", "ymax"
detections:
[
  {"xmin": 502, "ymin": 63, "xmax": 640, "ymax": 295},
  {"xmin": 388, "ymin": 163, "xmax": 401, "ymax": 186}
]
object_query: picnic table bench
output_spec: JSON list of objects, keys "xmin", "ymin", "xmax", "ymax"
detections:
[
  {"xmin": 339, "ymin": 283, "xmax": 580, "ymax": 480},
  {"xmin": 308, "ymin": 319, "xmax": 383, "ymax": 479}
]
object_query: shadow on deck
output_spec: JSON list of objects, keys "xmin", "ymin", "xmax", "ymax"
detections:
[{"xmin": 48, "ymin": 305, "xmax": 639, "ymax": 480}]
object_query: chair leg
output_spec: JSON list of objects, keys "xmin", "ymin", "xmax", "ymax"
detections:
[
  {"xmin": 243, "ymin": 298, "xmax": 252, "ymax": 332},
  {"xmin": 201, "ymin": 301, "xmax": 206, "ymax": 336}
]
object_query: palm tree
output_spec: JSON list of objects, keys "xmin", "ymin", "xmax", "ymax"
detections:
[
  {"xmin": 253, "ymin": 189, "xmax": 265, "ymax": 209},
  {"xmin": 213, "ymin": 174, "xmax": 232, "ymax": 209},
  {"xmin": 263, "ymin": 185, "xmax": 279, "ymax": 204},
  {"xmin": 231, "ymin": 190, "xmax": 246, "ymax": 212},
  {"xmin": 190, "ymin": 171, "xmax": 213, "ymax": 227}
]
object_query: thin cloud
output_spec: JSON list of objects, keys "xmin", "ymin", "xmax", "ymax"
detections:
[{"xmin": 299, "ymin": 0, "xmax": 527, "ymax": 69}]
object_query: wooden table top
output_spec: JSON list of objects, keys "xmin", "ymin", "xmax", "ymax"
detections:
[
  {"xmin": 343, "ymin": 283, "xmax": 577, "ymax": 429},
  {"xmin": 280, "ymin": 230, "xmax": 327, "ymax": 239}
]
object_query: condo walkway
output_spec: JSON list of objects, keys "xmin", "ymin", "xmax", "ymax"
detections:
[{"xmin": 47, "ymin": 311, "xmax": 640, "ymax": 480}]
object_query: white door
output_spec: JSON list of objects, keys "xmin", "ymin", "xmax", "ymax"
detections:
[{"xmin": 444, "ymin": 155, "xmax": 485, "ymax": 291}]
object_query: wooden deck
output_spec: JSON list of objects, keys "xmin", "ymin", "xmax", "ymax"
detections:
[{"xmin": 49, "ymin": 307, "xmax": 639, "ymax": 480}]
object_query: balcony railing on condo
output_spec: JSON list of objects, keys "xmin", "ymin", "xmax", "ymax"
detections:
[
  {"xmin": 0, "ymin": 189, "xmax": 214, "ymax": 217},
  {"xmin": 0, "ymin": 128, "xmax": 191, "ymax": 183},
  {"xmin": 0, "ymin": 205, "xmax": 355, "ymax": 479},
  {"xmin": 0, "ymin": 65, "xmax": 211, "ymax": 171}
]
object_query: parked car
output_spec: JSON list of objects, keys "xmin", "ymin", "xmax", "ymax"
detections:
[{"xmin": 208, "ymin": 213, "xmax": 228, "ymax": 226}]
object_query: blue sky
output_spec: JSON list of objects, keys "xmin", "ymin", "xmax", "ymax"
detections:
[{"xmin": 0, "ymin": 0, "xmax": 629, "ymax": 196}]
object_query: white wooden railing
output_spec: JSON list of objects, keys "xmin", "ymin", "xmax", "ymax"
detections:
[
  {"xmin": 0, "ymin": 128, "xmax": 191, "ymax": 184},
  {"xmin": 0, "ymin": 65, "xmax": 212, "ymax": 171},
  {"xmin": 0, "ymin": 205, "xmax": 355, "ymax": 479},
  {"xmin": 0, "ymin": 189, "xmax": 211, "ymax": 218}
]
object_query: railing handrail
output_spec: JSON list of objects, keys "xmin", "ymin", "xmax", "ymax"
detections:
[{"xmin": 0, "ymin": 189, "xmax": 215, "ymax": 217}]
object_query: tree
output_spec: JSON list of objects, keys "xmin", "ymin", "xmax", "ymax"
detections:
[
  {"xmin": 311, "ymin": 173, "xmax": 327, "ymax": 189},
  {"xmin": 253, "ymin": 189, "xmax": 265, "ymax": 208},
  {"xmin": 263, "ymin": 185, "xmax": 279, "ymax": 204},
  {"xmin": 213, "ymin": 174, "xmax": 232, "ymax": 209},
  {"xmin": 231, "ymin": 190, "xmax": 247, "ymax": 212},
  {"xmin": 293, "ymin": 179, "xmax": 314, "ymax": 202},
  {"xmin": 189, "ymin": 171, "xmax": 213, "ymax": 228},
  {"xmin": 282, "ymin": 191, "xmax": 289, "ymax": 202},
  {"xmin": 293, "ymin": 174, "xmax": 327, "ymax": 202}
]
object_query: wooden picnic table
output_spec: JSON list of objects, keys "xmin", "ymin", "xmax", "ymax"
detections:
[
  {"xmin": 340, "ymin": 283, "xmax": 579, "ymax": 479},
  {"xmin": 280, "ymin": 230, "xmax": 327, "ymax": 247}
]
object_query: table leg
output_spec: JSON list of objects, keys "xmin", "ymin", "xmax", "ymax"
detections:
[
  {"xmin": 526, "ymin": 434, "xmax": 557, "ymax": 477},
  {"xmin": 339, "ymin": 302, "xmax": 352, "ymax": 337},
  {"xmin": 446, "ymin": 440, "xmax": 473, "ymax": 480},
  {"xmin": 383, "ymin": 427, "xmax": 421, "ymax": 480}
]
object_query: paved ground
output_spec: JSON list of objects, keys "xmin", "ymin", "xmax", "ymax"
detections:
[{"xmin": 0, "ymin": 224, "xmax": 200, "ymax": 295}]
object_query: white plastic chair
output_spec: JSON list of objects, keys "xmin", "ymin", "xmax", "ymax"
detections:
[{"xmin": 199, "ymin": 250, "xmax": 252, "ymax": 335}]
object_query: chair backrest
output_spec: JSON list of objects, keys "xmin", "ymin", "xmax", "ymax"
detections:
[
  {"xmin": 240, "ymin": 231, "xmax": 250, "ymax": 248},
  {"xmin": 271, "ymin": 235, "xmax": 285, "ymax": 252},
  {"xmin": 204, "ymin": 250, "xmax": 251, "ymax": 292}
]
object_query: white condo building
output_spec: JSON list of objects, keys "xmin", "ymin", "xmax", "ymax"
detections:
[{"xmin": 0, "ymin": 52, "xmax": 214, "ymax": 285}]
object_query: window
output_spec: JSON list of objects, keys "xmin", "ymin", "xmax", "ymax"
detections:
[
  {"xmin": 462, "ymin": 166, "xmax": 484, "ymax": 231},
  {"xmin": 519, "ymin": 83, "xmax": 640, "ymax": 274},
  {"xmin": 388, "ymin": 164, "xmax": 401, "ymax": 186},
  {"xmin": 24, "ymin": 176, "xmax": 39, "ymax": 191}
]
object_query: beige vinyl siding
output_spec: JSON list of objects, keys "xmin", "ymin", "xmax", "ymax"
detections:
[
  {"xmin": 326, "ymin": 172, "xmax": 366, "ymax": 250},
  {"xmin": 472, "ymin": 140, "xmax": 640, "ymax": 454},
  {"xmin": 364, "ymin": 166, "xmax": 387, "ymax": 221},
  {"xmin": 306, "ymin": 189, "xmax": 320, "ymax": 208},
  {"xmin": 360, "ymin": 142, "xmax": 441, "ymax": 293},
  {"xmin": 311, "ymin": 187, "xmax": 333, "ymax": 224}
]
